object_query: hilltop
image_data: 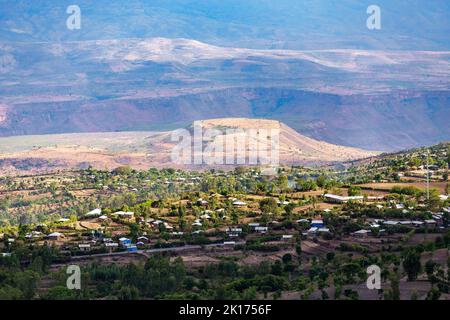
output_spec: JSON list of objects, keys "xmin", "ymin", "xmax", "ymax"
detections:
[{"xmin": 0, "ymin": 118, "xmax": 378, "ymax": 175}]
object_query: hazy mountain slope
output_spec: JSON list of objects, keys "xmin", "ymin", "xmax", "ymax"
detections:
[
  {"xmin": 1, "ymin": 87, "xmax": 448, "ymax": 151},
  {"xmin": 0, "ymin": 38, "xmax": 448, "ymax": 150},
  {"xmin": 1, "ymin": 0, "xmax": 449, "ymax": 50},
  {"xmin": 0, "ymin": 2, "xmax": 449, "ymax": 151}
]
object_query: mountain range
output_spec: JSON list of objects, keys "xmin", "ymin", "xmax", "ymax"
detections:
[
  {"xmin": 0, "ymin": 38, "xmax": 449, "ymax": 151},
  {"xmin": 1, "ymin": 0, "xmax": 449, "ymax": 50},
  {"xmin": 0, "ymin": 1, "xmax": 449, "ymax": 153}
]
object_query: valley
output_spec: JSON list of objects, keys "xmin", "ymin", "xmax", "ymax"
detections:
[
  {"xmin": 1, "ymin": 38, "xmax": 449, "ymax": 150},
  {"xmin": 0, "ymin": 0, "xmax": 449, "ymax": 303}
]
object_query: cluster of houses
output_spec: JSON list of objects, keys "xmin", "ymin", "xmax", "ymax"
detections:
[
  {"xmin": 324, "ymin": 194, "xmax": 384, "ymax": 204},
  {"xmin": 85, "ymin": 208, "xmax": 135, "ymax": 220},
  {"xmin": 196, "ymin": 197, "xmax": 248, "ymax": 208},
  {"xmin": 2, "ymin": 184, "xmax": 448, "ymax": 257},
  {"xmin": 351, "ymin": 210, "xmax": 447, "ymax": 237},
  {"xmin": 297, "ymin": 219, "xmax": 330, "ymax": 236},
  {"xmin": 248, "ymin": 222, "xmax": 269, "ymax": 234},
  {"xmin": 224, "ymin": 221, "xmax": 294, "ymax": 244},
  {"xmin": 75, "ymin": 234, "xmax": 152, "ymax": 253}
]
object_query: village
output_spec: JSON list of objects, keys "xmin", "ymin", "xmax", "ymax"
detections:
[
  {"xmin": 0, "ymin": 142, "xmax": 449, "ymax": 300},
  {"xmin": 2, "ymin": 188, "xmax": 447, "ymax": 258}
]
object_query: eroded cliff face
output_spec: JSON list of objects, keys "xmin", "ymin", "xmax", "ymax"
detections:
[
  {"xmin": 0, "ymin": 38, "xmax": 449, "ymax": 151},
  {"xmin": 1, "ymin": 87, "xmax": 448, "ymax": 151}
]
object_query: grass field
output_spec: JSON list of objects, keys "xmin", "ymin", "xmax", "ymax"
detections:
[{"xmin": 358, "ymin": 181, "xmax": 447, "ymax": 193}]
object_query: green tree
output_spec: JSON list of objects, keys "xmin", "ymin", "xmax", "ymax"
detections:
[
  {"xmin": 259, "ymin": 198, "xmax": 278, "ymax": 215},
  {"xmin": 0, "ymin": 285, "xmax": 23, "ymax": 300},
  {"xmin": 118, "ymin": 285, "xmax": 140, "ymax": 300},
  {"xmin": 348, "ymin": 186, "xmax": 362, "ymax": 196},
  {"xmin": 426, "ymin": 287, "xmax": 441, "ymax": 300},
  {"xmin": 403, "ymin": 250, "xmax": 421, "ymax": 281},
  {"xmin": 113, "ymin": 166, "xmax": 133, "ymax": 176},
  {"xmin": 42, "ymin": 286, "xmax": 78, "ymax": 300},
  {"xmin": 14, "ymin": 270, "xmax": 40, "ymax": 299},
  {"xmin": 296, "ymin": 179, "xmax": 317, "ymax": 191}
]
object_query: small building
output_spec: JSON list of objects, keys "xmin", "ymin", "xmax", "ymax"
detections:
[
  {"xmin": 317, "ymin": 228, "xmax": 330, "ymax": 234},
  {"xmin": 163, "ymin": 223, "xmax": 174, "ymax": 230},
  {"xmin": 46, "ymin": 232, "xmax": 64, "ymax": 241},
  {"xmin": 119, "ymin": 237, "xmax": 131, "ymax": 246},
  {"xmin": 137, "ymin": 236, "xmax": 149, "ymax": 243},
  {"xmin": 25, "ymin": 231, "xmax": 42, "ymax": 239},
  {"xmin": 311, "ymin": 220, "xmax": 324, "ymax": 228},
  {"xmin": 367, "ymin": 196, "xmax": 385, "ymax": 201},
  {"xmin": 282, "ymin": 235, "xmax": 294, "ymax": 240},
  {"xmin": 384, "ymin": 220, "xmax": 400, "ymax": 226},
  {"xmin": 78, "ymin": 244, "xmax": 91, "ymax": 251},
  {"xmin": 126, "ymin": 245, "xmax": 138, "ymax": 252},
  {"xmin": 197, "ymin": 198, "xmax": 208, "ymax": 206},
  {"xmin": 112, "ymin": 211, "xmax": 134, "ymax": 219},
  {"xmin": 228, "ymin": 228, "xmax": 242, "ymax": 234},
  {"xmin": 85, "ymin": 208, "xmax": 102, "ymax": 217},
  {"xmin": 254, "ymin": 226, "xmax": 268, "ymax": 234},
  {"xmin": 307, "ymin": 227, "xmax": 318, "ymax": 234},
  {"xmin": 324, "ymin": 194, "xmax": 363, "ymax": 203},
  {"xmin": 424, "ymin": 220, "xmax": 437, "ymax": 226},
  {"xmin": 353, "ymin": 229, "xmax": 371, "ymax": 237}
]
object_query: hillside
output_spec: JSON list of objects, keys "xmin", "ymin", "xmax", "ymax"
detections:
[
  {"xmin": 1, "ymin": 0, "xmax": 449, "ymax": 50},
  {"xmin": 1, "ymin": 38, "xmax": 449, "ymax": 150},
  {"xmin": 0, "ymin": 118, "xmax": 378, "ymax": 175}
]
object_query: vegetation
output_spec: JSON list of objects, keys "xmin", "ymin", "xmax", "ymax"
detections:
[{"xmin": 0, "ymin": 142, "xmax": 449, "ymax": 300}]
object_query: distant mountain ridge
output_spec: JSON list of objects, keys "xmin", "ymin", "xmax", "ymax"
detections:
[
  {"xmin": 1, "ymin": 0, "xmax": 449, "ymax": 50},
  {"xmin": 0, "ymin": 38, "xmax": 449, "ymax": 151},
  {"xmin": 0, "ymin": 1, "xmax": 449, "ymax": 151}
]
